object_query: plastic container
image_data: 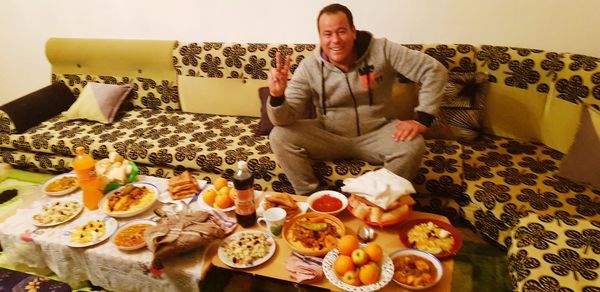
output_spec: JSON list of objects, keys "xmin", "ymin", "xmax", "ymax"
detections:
[
  {"xmin": 72, "ymin": 147, "xmax": 103, "ymax": 210},
  {"xmin": 233, "ymin": 160, "xmax": 256, "ymax": 228}
]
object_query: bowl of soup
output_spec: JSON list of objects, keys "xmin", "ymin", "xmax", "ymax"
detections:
[
  {"xmin": 307, "ymin": 190, "xmax": 348, "ymax": 215},
  {"xmin": 390, "ymin": 248, "xmax": 443, "ymax": 290}
]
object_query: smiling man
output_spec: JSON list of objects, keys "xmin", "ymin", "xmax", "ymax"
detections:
[{"xmin": 267, "ymin": 3, "xmax": 448, "ymax": 195}]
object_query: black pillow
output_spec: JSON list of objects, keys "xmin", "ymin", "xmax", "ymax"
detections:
[
  {"xmin": 256, "ymin": 87, "xmax": 316, "ymax": 135},
  {"xmin": 0, "ymin": 82, "xmax": 76, "ymax": 133},
  {"xmin": 425, "ymin": 72, "xmax": 488, "ymax": 141}
]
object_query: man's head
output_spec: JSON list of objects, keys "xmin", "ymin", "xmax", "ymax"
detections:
[{"xmin": 317, "ymin": 4, "xmax": 357, "ymax": 71}]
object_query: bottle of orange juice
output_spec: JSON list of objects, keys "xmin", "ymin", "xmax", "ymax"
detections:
[{"xmin": 72, "ymin": 147, "xmax": 103, "ymax": 210}]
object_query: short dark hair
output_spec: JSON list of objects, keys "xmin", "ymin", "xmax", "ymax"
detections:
[{"xmin": 317, "ymin": 3, "xmax": 354, "ymax": 31}]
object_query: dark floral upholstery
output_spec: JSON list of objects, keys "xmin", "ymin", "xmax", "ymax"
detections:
[{"xmin": 1, "ymin": 40, "xmax": 599, "ymax": 292}]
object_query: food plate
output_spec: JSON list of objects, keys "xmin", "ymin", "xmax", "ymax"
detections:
[
  {"xmin": 256, "ymin": 200, "xmax": 309, "ymax": 218},
  {"xmin": 282, "ymin": 213, "xmax": 345, "ymax": 257},
  {"xmin": 32, "ymin": 199, "xmax": 83, "ymax": 227},
  {"xmin": 390, "ymin": 248, "xmax": 443, "ymax": 290},
  {"xmin": 42, "ymin": 173, "xmax": 79, "ymax": 196},
  {"xmin": 196, "ymin": 186, "xmax": 259, "ymax": 212},
  {"xmin": 218, "ymin": 230, "xmax": 276, "ymax": 268},
  {"xmin": 99, "ymin": 182, "xmax": 159, "ymax": 218},
  {"xmin": 398, "ymin": 219, "xmax": 463, "ymax": 259},
  {"xmin": 63, "ymin": 215, "xmax": 118, "ymax": 248},
  {"xmin": 322, "ymin": 247, "xmax": 395, "ymax": 292},
  {"xmin": 112, "ymin": 219, "xmax": 156, "ymax": 250},
  {"xmin": 346, "ymin": 203, "xmax": 412, "ymax": 227},
  {"xmin": 157, "ymin": 179, "xmax": 207, "ymax": 203},
  {"xmin": 307, "ymin": 190, "xmax": 348, "ymax": 215}
]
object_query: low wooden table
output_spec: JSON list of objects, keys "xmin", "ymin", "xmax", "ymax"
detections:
[{"xmin": 212, "ymin": 195, "xmax": 454, "ymax": 291}]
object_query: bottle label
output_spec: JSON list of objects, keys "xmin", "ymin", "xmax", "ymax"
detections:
[
  {"xmin": 236, "ymin": 189, "xmax": 254, "ymax": 201},
  {"xmin": 235, "ymin": 200, "xmax": 255, "ymax": 216}
]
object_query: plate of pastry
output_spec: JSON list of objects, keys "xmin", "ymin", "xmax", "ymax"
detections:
[{"xmin": 256, "ymin": 192, "xmax": 308, "ymax": 219}]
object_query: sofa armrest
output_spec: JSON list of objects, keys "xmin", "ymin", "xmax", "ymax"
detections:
[
  {"xmin": 0, "ymin": 109, "xmax": 16, "ymax": 135},
  {"xmin": 0, "ymin": 82, "xmax": 76, "ymax": 133}
]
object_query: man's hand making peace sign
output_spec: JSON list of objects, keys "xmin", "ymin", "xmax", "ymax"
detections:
[{"xmin": 267, "ymin": 51, "xmax": 292, "ymax": 97}]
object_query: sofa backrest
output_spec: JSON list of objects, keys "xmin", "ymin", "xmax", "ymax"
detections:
[
  {"xmin": 172, "ymin": 42, "xmax": 317, "ymax": 117},
  {"xmin": 46, "ymin": 38, "xmax": 180, "ymax": 111}
]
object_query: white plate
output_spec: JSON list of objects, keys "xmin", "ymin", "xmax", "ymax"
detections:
[
  {"xmin": 32, "ymin": 199, "xmax": 83, "ymax": 227},
  {"xmin": 42, "ymin": 173, "xmax": 79, "ymax": 196},
  {"xmin": 256, "ymin": 200, "xmax": 309, "ymax": 218},
  {"xmin": 99, "ymin": 182, "xmax": 159, "ymax": 218},
  {"xmin": 63, "ymin": 215, "xmax": 118, "ymax": 248},
  {"xmin": 196, "ymin": 186, "xmax": 260, "ymax": 212},
  {"xmin": 157, "ymin": 179, "xmax": 207, "ymax": 204},
  {"xmin": 322, "ymin": 247, "xmax": 395, "ymax": 292},
  {"xmin": 218, "ymin": 230, "xmax": 276, "ymax": 269},
  {"xmin": 111, "ymin": 219, "xmax": 157, "ymax": 251}
]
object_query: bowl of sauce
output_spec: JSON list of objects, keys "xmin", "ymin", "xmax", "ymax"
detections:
[{"xmin": 307, "ymin": 190, "xmax": 348, "ymax": 215}]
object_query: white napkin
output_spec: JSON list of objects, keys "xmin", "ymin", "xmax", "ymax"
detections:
[{"xmin": 341, "ymin": 168, "xmax": 415, "ymax": 210}]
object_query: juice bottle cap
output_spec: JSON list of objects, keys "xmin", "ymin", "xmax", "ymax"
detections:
[{"xmin": 75, "ymin": 146, "xmax": 85, "ymax": 155}]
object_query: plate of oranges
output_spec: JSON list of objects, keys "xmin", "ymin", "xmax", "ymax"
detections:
[{"xmin": 322, "ymin": 235, "xmax": 394, "ymax": 292}]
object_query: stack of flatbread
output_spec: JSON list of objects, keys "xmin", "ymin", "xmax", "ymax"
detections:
[
  {"xmin": 263, "ymin": 192, "xmax": 300, "ymax": 218},
  {"xmin": 168, "ymin": 171, "xmax": 200, "ymax": 200}
]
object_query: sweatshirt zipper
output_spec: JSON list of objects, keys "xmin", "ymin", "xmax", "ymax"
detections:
[{"xmin": 345, "ymin": 74, "xmax": 361, "ymax": 136}]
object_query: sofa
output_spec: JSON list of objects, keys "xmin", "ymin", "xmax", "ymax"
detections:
[{"xmin": 0, "ymin": 38, "xmax": 598, "ymax": 291}]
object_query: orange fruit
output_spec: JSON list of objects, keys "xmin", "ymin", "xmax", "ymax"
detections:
[
  {"xmin": 214, "ymin": 193, "xmax": 233, "ymax": 209},
  {"xmin": 337, "ymin": 235, "xmax": 360, "ymax": 256},
  {"xmin": 364, "ymin": 243, "xmax": 383, "ymax": 263},
  {"xmin": 213, "ymin": 177, "xmax": 228, "ymax": 191},
  {"xmin": 219, "ymin": 186, "xmax": 230, "ymax": 197},
  {"xmin": 202, "ymin": 189, "xmax": 217, "ymax": 205},
  {"xmin": 358, "ymin": 263, "xmax": 380, "ymax": 285},
  {"xmin": 334, "ymin": 255, "xmax": 355, "ymax": 276},
  {"xmin": 228, "ymin": 188, "xmax": 237, "ymax": 202}
]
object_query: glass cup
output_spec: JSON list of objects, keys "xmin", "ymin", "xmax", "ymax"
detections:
[{"xmin": 256, "ymin": 207, "xmax": 287, "ymax": 236}]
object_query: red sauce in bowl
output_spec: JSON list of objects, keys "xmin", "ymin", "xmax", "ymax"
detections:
[{"xmin": 312, "ymin": 194, "xmax": 343, "ymax": 212}]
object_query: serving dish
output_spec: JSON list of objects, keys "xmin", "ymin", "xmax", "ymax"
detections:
[
  {"xmin": 218, "ymin": 230, "xmax": 276, "ymax": 268},
  {"xmin": 42, "ymin": 173, "xmax": 79, "ymax": 196},
  {"xmin": 398, "ymin": 219, "xmax": 463, "ymax": 259},
  {"xmin": 63, "ymin": 215, "xmax": 118, "ymax": 248},
  {"xmin": 32, "ymin": 199, "xmax": 83, "ymax": 227},
  {"xmin": 112, "ymin": 219, "xmax": 156, "ymax": 250},
  {"xmin": 306, "ymin": 190, "xmax": 348, "ymax": 215},
  {"xmin": 282, "ymin": 213, "xmax": 345, "ymax": 257},
  {"xmin": 99, "ymin": 182, "xmax": 158, "ymax": 218},
  {"xmin": 322, "ymin": 247, "xmax": 394, "ymax": 292},
  {"xmin": 389, "ymin": 248, "xmax": 443, "ymax": 290}
]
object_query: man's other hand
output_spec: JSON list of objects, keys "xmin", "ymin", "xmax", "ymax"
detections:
[
  {"xmin": 393, "ymin": 120, "xmax": 427, "ymax": 141},
  {"xmin": 267, "ymin": 51, "xmax": 292, "ymax": 97}
]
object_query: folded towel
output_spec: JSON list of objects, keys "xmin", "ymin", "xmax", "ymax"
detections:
[
  {"xmin": 285, "ymin": 251, "xmax": 324, "ymax": 283},
  {"xmin": 341, "ymin": 168, "xmax": 415, "ymax": 210}
]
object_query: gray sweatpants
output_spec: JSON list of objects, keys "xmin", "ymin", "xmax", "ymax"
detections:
[{"xmin": 269, "ymin": 119, "xmax": 425, "ymax": 195}]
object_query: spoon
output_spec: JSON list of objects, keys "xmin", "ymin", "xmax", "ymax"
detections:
[{"xmin": 357, "ymin": 224, "xmax": 376, "ymax": 243}]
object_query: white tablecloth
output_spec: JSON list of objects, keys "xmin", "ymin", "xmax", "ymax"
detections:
[{"xmin": 0, "ymin": 175, "xmax": 215, "ymax": 292}]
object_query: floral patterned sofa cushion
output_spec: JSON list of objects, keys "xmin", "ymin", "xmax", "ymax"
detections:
[
  {"xmin": 508, "ymin": 213, "xmax": 600, "ymax": 292},
  {"xmin": 461, "ymin": 135, "xmax": 600, "ymax": 248}
]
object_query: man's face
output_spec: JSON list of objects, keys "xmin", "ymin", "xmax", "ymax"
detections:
[{"xmin": 318, "ymin": 12, "xmax": 357, "ymax": 70}]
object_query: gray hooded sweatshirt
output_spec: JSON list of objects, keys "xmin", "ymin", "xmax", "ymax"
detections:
[{"xmin": 268, "ymin": 31, "xmax": 448, "ymax": 138}]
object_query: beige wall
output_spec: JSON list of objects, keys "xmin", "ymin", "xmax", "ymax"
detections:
[{"xmin": 1, "ymin": 0, "xmax": 599, "ymax": 105}]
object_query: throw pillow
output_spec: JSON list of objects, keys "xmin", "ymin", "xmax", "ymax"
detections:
[
  {"xmin": 256, "ymin": 87, "xmax": 316, "ymax": 135},
  {"xmin": 0, "ymin": 82, "xmax": 76, "ymax": 133},
  {"xmin": 557, "ymin": 106, "xmax": 600, "ymax": 190},
  {"xmin": 63, "ymin": 82, "xmax": 133, "ymax": 123},
  {"xmin": 425, "ymin": 72, "xmax": 489, "ymax": 141}
]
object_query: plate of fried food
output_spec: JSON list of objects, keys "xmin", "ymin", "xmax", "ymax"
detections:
[
  {"xmin": 64, "ymin": 215, "xmax": 118, "ymax": 248},
  {"xmin": 218, "ymin": 230, "xmax": 276, "ymax": 269},
  {"xmin": 347, "ymin": 194, "xmax": 415, "ymax": 227},
  {"xmin": 282, "ymin": 213, "xmax": 345, "ymax": 257},
  {"xmin": 257, "ymin": 192, "xmax": 308, "ymax": 220},
  {"xmin": 42, "ymin": 173, "xmax": 79, "ymax": 196},
  {"xmin": 112, "ymin": 219, "xmax": 156, "ymax": 250},
  {"xmin": 398, "ymin": 219, "xmax": 463, "ymax": 259},
  {"xmin": 100, "ymin": 182, "xmax": 159, "ymax": 218},
  {"xmin": 32, "ymin": 199, "xmax": 83, "ymax": 227}
]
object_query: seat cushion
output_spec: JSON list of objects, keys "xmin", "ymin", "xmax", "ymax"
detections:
[
  {"xmin": 507, "ymin": 213, "xmax": 600, "ymax": 292},
  {"xmin": 461, "ymin": 135, "xmax": 600, "ymax": 247}
]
